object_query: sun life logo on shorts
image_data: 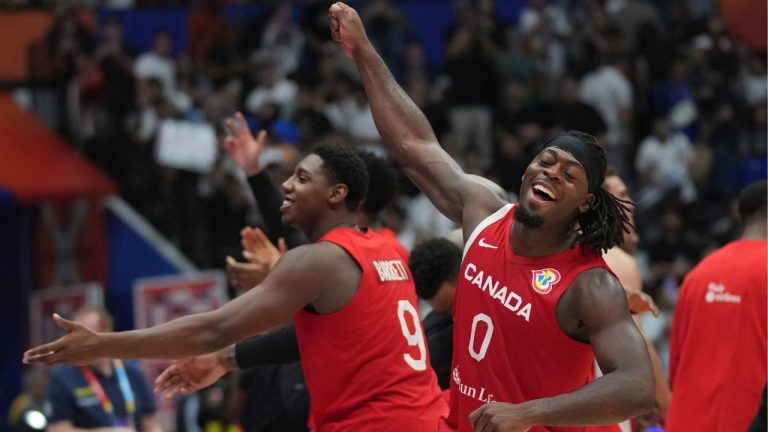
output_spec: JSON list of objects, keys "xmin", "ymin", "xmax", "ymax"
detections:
[{"xmin": 531, "ymin": 268, "xmax": 560, "ymax": 294}]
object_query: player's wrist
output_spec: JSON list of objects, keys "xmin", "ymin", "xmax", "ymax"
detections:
[
  {"xmin": 515, "ymin": 400, "xmax": 545, "ymax": 428},
  {"xmin": 220, "ymin": 344, "xmax": 239, "ymax": 371},
  {"xmin": 352, "ymin": 39, "xmax": 375, "ymax": 60}
]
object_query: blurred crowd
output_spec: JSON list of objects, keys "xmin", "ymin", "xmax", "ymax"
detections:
[{"xmin": 6, "ymin": 0, "xmax": 767, "ymax": 430}]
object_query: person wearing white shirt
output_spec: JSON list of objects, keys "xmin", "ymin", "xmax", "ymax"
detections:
[{"xmin": 635, "ymin": 115, "xmax": 697, "ymax": 207}]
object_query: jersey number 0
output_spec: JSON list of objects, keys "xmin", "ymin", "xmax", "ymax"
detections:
[{"xmin": 469, "ymin": 313, "xmax": 494, "ymax": 361}]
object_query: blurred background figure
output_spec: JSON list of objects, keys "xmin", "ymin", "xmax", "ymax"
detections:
[
  {"xmin": 666, "ymin": 180, "xmax": 767, "ymax": 432},
  {"xmin": 43, "ymin": 307, "xmax": 163, "ymax": 432},
  {"xmin": 7, "ymin": 367, "xmax": 48, "ymax": 432}
]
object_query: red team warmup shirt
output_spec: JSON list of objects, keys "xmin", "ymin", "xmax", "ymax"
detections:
[
  {"xmin": 441, "ymin": 204, "xmax": 614, "ymax": 432},
  {"xmin": 293, "ymin": 227, "xmax": 447, "ymax": 432},
  {"xmin": 667, "ymin": 239, "xmax": 767, "ymax": 432}
]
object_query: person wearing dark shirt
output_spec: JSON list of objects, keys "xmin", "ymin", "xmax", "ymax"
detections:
[
  {"xmin": 44, "ymin": 307, "xmax": 162, "ymax": 432},
  {"xmin": 409, "ymin": 238, "xmax": 463, "ymax": 390}
]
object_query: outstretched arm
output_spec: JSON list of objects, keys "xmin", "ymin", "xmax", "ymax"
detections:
[
  {"xmin": 329, "ymin": 2, "xmax": 503, "ymax": 229},
  {"xmin": 23, "ymin": 244, "xmax": 344, "ymax": 365}
]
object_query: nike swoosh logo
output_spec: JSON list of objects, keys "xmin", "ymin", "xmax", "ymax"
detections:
[{"xmin": 478, "ymin": 238, "xmax": 498, "ymax": 249}]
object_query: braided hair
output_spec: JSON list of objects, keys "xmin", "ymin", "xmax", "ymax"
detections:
[{"xmin": 558, "ymin": 131, "xmax": 634, "ymax": 254}]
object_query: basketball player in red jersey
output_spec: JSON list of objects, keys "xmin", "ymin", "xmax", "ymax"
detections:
[
  {"xmin": 328, "ymin": 3, "xmax": 654, "ymax": 431},
  {"xmin": 666, "ymin": 180, "xmax": 767, "ymax": 432},
  {"xmin": 24, "ymin": 143, "xmax": 447, "ymax": 432}
]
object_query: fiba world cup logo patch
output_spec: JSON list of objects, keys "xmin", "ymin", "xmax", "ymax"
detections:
[{"xmin": 531, "ymin": 268, "xmax": 561, "ymax": 294}]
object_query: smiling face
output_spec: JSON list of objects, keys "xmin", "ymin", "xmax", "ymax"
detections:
[
  {"xmin": 280, "ymin": 154, "xmax": 337, "ymax": 231},
  {"xmin": 517, "ymin": 147, "xmax": 594, "ymax": 228}
]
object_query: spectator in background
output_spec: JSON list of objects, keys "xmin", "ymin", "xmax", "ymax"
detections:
[
  {"xmin": 401, "ymin": 41, "xmax": 432, "ymax": 87},
  {"xmin": 603, "ymin": 0, "xmax": 663, "ymax": 57},
  {"xmin": 361, "ymin": 0, "xmax": 411, "ymax": 80},
  {"xmin": 443, "ymin": 0, "xmax": 501, "ymax": 170},
  {"xmin": 652, "ymin": 59, "xmax": 698, "ymax": 136},
  {"xmin": 666, "ymin": 180, "xmax": 767, "ymax": 432},
  {"xmin": 204, "ymin": 27, "xmax": 246, "ymax": 91},
  {"xmin": 740, "ymin": 51, "xmax": 767, "ymax": 107},
  {"xmin": 80, "ymin": 18, "xmax": 137, "ymax": 179},
  {"xmin": 43, "ymin": 306, "xmax": 163, "ymax": 432},
  {"xmin": 544, "ymin": 75, "xmax": 607, "ymax": 138},
  {"xmin": 489, "ymin": 126, "xmax": 528, "ymax": 196},
  {"xmin": 45, "ymin": 5, "xmax": 95, "ymax": 140},
  {"xmin": 579, "ymin": 51, "xmax": 633, "ymax": 173},
  {"xmin": 244, "ymin": 55, "xmax": 298, "ymax": 122},
  {"xmin": 291, "ymin": 74, "xmax": 334, "ymax": 148},
  {"xmin": 645, "ymin": 207, "xmax": 700, "ymax": 294},
  {"xmin": 134, "ymin": 31, "xmax": 191, "ymax": 113},
  {"xmin": 7, "ymin": 367, "xmax": 47, "ymax": 432},
  {"xmin": 258, "ymin": 2, "xmax": 305, "ymax": 79},
  {"xmin": 635, "ymin": 114, "xmax": 697, "ymax": 208},
  {"xmin": 91, "ymin": 18, "xmax": 136, "ymax": 132},
  {"xmin": 518, "ymin": 0, "xmax": 572, "ymax": 80},
  {"xmin": 186, "ymin": 0, "xmax": 227, "ymax": 66}
]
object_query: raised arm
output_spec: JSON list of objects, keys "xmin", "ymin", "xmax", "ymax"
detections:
[
  {"xmin": 329, "ymin": 2, "xmax": 503, "ymax": 229},
  {"xmin": 469, "ymin": 269, "xmax": 655, "ymax": 430},
  {"xmin": 23, "ymin": 243, "xmax": 349, "ymax": 365},
  {"xmin": 224, "ymin": 112, "xmax": 308, "ymax": 248}
]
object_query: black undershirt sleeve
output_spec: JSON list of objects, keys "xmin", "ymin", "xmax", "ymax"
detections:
[
  {"xmin": 234, "ymin": 323, "xmax": 301, "ymax": 368},
  {"xmin": 247, "ymin": 171, "xmax": 308, "ymax": 248}
]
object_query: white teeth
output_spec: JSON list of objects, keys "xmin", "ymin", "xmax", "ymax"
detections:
[{"xmin": 533, "ymin": 184, "xmax": 556, "ymax": 200}]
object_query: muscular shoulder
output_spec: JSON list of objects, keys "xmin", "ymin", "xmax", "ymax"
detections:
[
  {"xmin": 558, "ymin": 268, "xmax": 630, "ymax": 341},
  {"xmin": 571, "ymin": 268, "xmax": 625, "ymax": 301},
  {"xmin": 275, "ymin": 242, "xmax": 362, "ymax": 311},
  {"xmin": 280, "ymin": 242, "xmax": 355, "ymax": 269}
]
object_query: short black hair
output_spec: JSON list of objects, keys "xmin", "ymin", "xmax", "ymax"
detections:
[
  {"xmin": 312, "ymin": 143, "xmax": 369, "ymax": 212},
  {"xmin": 738, "ymin": 180, "xmax": 767, "ymax": 220},
  {"xmin": 357, "ymin": 151, "xmax": 398, "ymax": 216},
  {"xmin": 409, "ymin": 238, "xmax": 462, "ymax": 300}
]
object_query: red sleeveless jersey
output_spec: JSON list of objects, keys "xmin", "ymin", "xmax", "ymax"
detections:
[
  {"xmin": 667, "ymin": 240, "xmax": 767, "ymax": 432},
  {"xmin": 441, "ymin": 204, "xmax": 613, "ymax": 432},
  {"xmin": 293, "ymin": 227, "xmax": 447, "ymax": 432}
]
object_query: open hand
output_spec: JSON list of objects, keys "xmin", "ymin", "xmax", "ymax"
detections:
[
  {"xmin": 154, "ymin": 352, "xmax": 231, "ymax": 399},
  {"xmin": 226, "ymin": 256, "xmax": 270, "ymax": 291},
  {"xmin": 626, "ymin": 289, "xmax": 659, "ymax": 317},
  {"xmin": 223, "ymin": 112, "xmax": 268, "ymax": 176},
  {"xmin": 241, "ymin": 227, "xmax": 286, "ymax": 269},
  {"xmin": 328, "ymin": 2, "xmax": 369, "ymax": 59},
  {"xmin": 23, "ymin": 314, "xmax": 103, "ymax": 366}
]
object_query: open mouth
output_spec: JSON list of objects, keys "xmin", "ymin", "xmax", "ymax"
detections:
[
  {"xmin": 280, "ymin": 198, "xmax": 294, "ymax": 211},
  {"xmin": 532, "ymin": 184, "xmax": 556, "ymax": 201}
]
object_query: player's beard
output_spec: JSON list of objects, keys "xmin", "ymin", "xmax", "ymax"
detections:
[{"xmin": 514, "ymin": 202, "xmax": 545, "ymax": 228}]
